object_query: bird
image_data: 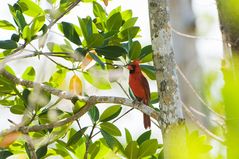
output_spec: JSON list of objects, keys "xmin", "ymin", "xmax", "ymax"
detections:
[{"xmin": 127, "ymin": 60, "xmax": 151, "ymax": 129}]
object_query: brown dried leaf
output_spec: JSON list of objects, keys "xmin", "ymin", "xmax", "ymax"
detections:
[
  {"xmin": 0, "ymin": 131, "xmax": 22, "ymax": 148},
  {"xmin": 103, "ymin": 0, "xmax": 108, "ymax": 6}
]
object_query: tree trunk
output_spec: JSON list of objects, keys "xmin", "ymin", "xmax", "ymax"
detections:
[
  {"xmin": 147, "ymin": 0, "xmax": 188, "ymax": 158},
  {"xmin": 216, "ymin": 1, "xmax": 239, "ymax": 159}
]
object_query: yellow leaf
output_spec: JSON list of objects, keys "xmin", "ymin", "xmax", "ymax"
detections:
[
  {"xmin": 69, "ymin": 75, "xmax": 83, "ymax": 95},
  {"xmin": 103, "ymin": 0, "xmax": 108, "ymax": 6},
  {"xmin": 0, "ymin": 131, "xmax": 22, "ymax": 148}
]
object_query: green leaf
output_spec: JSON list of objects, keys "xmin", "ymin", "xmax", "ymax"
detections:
[
  {"xmin": 137, "ymin": 130, "xmax": 151, "ymax": 145},
  {"xmin": 99, "ymin": 105, "xmax": 122, "ymax": 122},
  {"xmin": 87, "ymin": 33, "xmax": 104, "ymax": 48},
  {"xmin": 67, "ymin": 127, "xmax": 87, "ymax": 146},
  {"xmin": 10, "ymin": 104, "xmax": 25, "ymax": 114},
  {"xmin": 129, "ymin": 41, "xmax": 141, "ymax": 60},
  {"xmin": 96, "ymin": 46, "xmax": 127, "ymax": 60},
  {"xmin": 93, "ymin": 2, "xmax": 107, "ymax": 21},
  {"xmin": 121, "ymin": 10, "xmax": 133, "ymax": 21},
  {"xmin": 138, "ymin": 139, "xmax": 158, "ymax": 158},
  {"xmin": 108, "ymin": 6, "xmax": 121, "ymax": 18},
  {"xmin": 36, "ymin": 145, "xmax": 48, "ymax": 159},
  {"xmin": 88, "ymin": 106, "xmax": 100, "ymax": 123},
  {"xmin": 22, "ymin": 25, "xmax": 32, "ymax": 42},
  {"xmin": 15, "ymin": 10, "xmax": 27, "ymax": 31},
  {"xmin": 100, "ymin": 130, "xmax": 116, "ymax": 149},
  {"xmin": 78, "ymin": 17, "xmax": 90, "ymax": 40},
  {"xmin": 0, "ymin": 20, "xmax": 16, "ymax": 30},
  {"xmin": 100, "ymin": 122, "xmax": 121, "ymax": 136},
  {"xmin": 18, "ymin": 0, "xmax": 44, "ymax": 17},
  {"xmin": 61, "ymin": 22, "xmax": 81, "ymax": 45},
  {"xmin": 0, "ymin": 151, "xmax": 13, "ymax": 159},
  {"xmin": 0, "ymin": 40, "xmax": 18, "ymax": 49},
  {"xmin": 125, "ymin": 141, "xmax": 139, "ymax": 159},
  {"xmin": 121, "ymin": 17, "xmax": 138, "ymax": 31},
  {"xmin": 89, "ymin": 52, "xmax": 105, "ymax": 69},
  {"xmin": 107, "ymin": 12, "xmax": 122, "ymax": 31},
  {"xmin": 22, "ymin": 66, "xmax": 35, "ymax": 81},
  {"xmin": 4, "ymin": 65, "xmax": 15, "ymax": 75},
  {"xmin": 73, "ymin": 100, "xmax": 86, "ymax": 113},
  {"xmin": 118, "ymin": 26, "xmax": 140, "ymax": 41},
  {"xmin": 125, "ymin": 128, "xmax": 132, "ymax": 144},
  {"xmin": 83, "ymin": 72, "xmax": 111, "ymax": 90},
  {"xmin": 140, "ymin": 65, "xmax": 156, "ymax": 80},
  {"xmin": 139, "ymin": 45, "xmax": 153, "ymax": 63},
  {"xmin": 49, "ymin": 69, "xmax": 67, "ymax": 88},
  {"xmin": 150, "ymin": 92, "xmax": 159, "ymax": 104},
  {"xmin": 11, "ymin": 34, "xmax": 20, "ymax": 42},
  {"xmin": 88, "ymin": 141, "xmax": 100, "ymax": 159},
  {"xmin": 31, "ymin": 14, "xmax": 45, "ymax": 35}
]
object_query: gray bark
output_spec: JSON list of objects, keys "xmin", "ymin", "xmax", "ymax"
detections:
[{"xmin": 147, "ymin": 0, "xmax": 188, "ymax": 158}]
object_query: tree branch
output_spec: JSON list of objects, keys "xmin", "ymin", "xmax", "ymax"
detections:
[{"xmin": 0, "ymin": 69, "xmax": 160, "ymax": 135}]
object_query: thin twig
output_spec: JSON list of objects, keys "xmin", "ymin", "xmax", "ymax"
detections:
[
  {"xmin": 47, "ymin": 0, "xmax": 82, "ymax": 29},
  {"xmin": 24, "ymin": 134, "xmax": 37, "ymax": 159},
  {"xmin": 169, "ymin": 23, "xmax": 222, "ymax": 42},
  {"xmin": 84, "ymin": 123, "xmax": 96, "ymax": 159},
  {"xmin": 43, "ymin": 54, "xmax": 78, "ymax": 70},
  {"xmin": 116, "ymin": 81, "xmax": 130, "ymax": 98},
  {"xmin": 176, "ymin": 65, "xmax": 225, "ymax": 120},
  {"xmin": 182, "ymin": 102, "xmax": 225, "ymax": 144}
]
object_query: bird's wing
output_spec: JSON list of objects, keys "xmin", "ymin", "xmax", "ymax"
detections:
[{"xmin": 140, "ymin": 74, "xmax": 150, "ymax": 105}]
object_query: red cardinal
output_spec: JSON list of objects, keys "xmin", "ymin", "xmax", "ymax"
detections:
[{"xmin": 127, "ymin": 60, "xmax": 151, "ymax": 129}]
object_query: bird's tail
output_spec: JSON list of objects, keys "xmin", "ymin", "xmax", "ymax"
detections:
[{"xmin": 143, "ymin": 114, "xmax": 151, "ymax": 129}]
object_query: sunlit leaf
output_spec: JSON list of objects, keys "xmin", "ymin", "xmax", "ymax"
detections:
[
  {"xmin": 121, "ymin": 10, "xmax": 133, "ymax": 21},
  {"xmin": 22, "ymin": 66, "xmax": 35, "ymax": 81},
  {"xmin": 121, "ymin": 17, "xmax": 138, "ymax": 31},
  {"xmin": 49, "ymin": 69, "xmax": 67, "ymax": 88},
  {"xmin": 83, "ymin": 71, "xmax": 111, "ymax": 90},
  {"xmin": 100, "ymin": 105, "xmax": 122, "ymax": 122},
  {"xmin": 93, "ymin": 2, "xmax": 107, "ymax": 21},
  {"xmin": 31, "ymin": 14, "xmax": 45, "ymax": 35},
  {"xmin": 22, "ymin": 25, "xmax": 31, "ymax": 42},
  {"xmin": 18, "ymin": 0, "xmax": 45, "ymax": 17},
  {"xmin": 0, "ymin": 20, "xmax": 16, "ymax": 30}
]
